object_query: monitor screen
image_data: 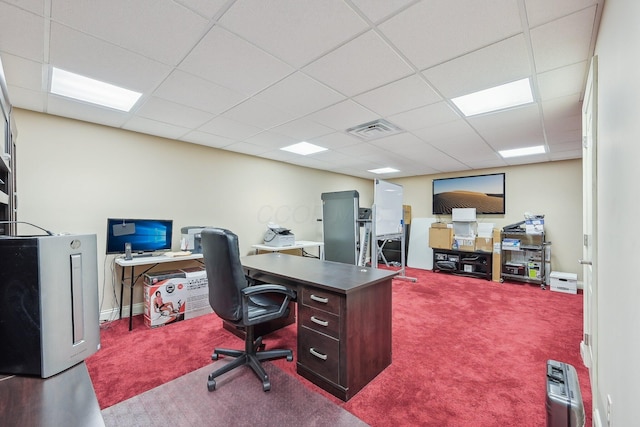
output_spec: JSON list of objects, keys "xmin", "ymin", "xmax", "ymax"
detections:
[{"xmin": 106, "ymin": 218, "xmax": 173, "ymax": 254}]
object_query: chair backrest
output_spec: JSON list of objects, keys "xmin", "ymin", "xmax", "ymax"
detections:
[{"xmin": 200, "ymin": 228, "xmax": 247, "ymax": 322}]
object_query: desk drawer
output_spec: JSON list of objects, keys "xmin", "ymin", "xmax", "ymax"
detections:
[
  {"xmin": 298, "ymin": 326, "xmax": 340, "ymax": 384},
  {"xmin": 301, "ymin": 287, "xmax": 341, "ymax": 315},
  {"xmin": 299, "ymin": 305, "xmax": 340, "ymax": 339}
]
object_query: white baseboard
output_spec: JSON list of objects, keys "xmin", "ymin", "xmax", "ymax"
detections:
[
  {"xmin": 593, "ymin": 408, "xmax": 603, "ymax": 427},
  {"xmin": 100, "ymin": 302, "xmax": 145, "ymax": 322}
]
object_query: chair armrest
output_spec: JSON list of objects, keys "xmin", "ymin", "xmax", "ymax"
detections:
[
  {"xmin": 241, "ymin": 284, "xmax": 296, "ymax": 300},
  {"xmin": 241, "ymin": 284, "xmax": 296, "ymax": 326}
]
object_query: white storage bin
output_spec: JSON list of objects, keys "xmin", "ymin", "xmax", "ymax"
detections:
[{"xmin": 550, "ymin": 271, "xmax": 578, "ymax": 294}]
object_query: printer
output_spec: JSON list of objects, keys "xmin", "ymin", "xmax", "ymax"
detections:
[
  {"xmin": 180, "ymin": 226, "xmax": 208, "ymax": 253},
  {"xmin": 263, "ymin": 226, "xmax": 295, "ymax": 247}
]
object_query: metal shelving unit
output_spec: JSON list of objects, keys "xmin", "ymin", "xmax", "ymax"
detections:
[{"xmin": 500, "ymin": 231, "xmax": 547, "ymax": 288}]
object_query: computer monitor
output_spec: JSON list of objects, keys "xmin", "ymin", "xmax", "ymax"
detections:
[{"xmin": 106, "ymin": 218, "xmax": 173, "ymax": 255}]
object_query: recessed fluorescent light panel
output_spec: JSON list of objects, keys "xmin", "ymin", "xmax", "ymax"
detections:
[
  {"xmin": 452, "ymin": 78, "xmax": 533, "ymax": 116},
  {"xmin": 50, "ymin": 67, "xmax": 142, "ymax": 112},
  {"xmin": 280, "ymin": 141, "xmax": 328, "ymax": 155},
  {"xmin": 499, "ymin": 145, "xmax": 546, "ymax": 158},
  {"xmin": 368, "ymin": 167, "xmax": 399, "ymax": 174}
]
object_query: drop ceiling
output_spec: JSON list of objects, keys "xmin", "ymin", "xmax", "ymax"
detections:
[{"xmin": 0, "ymin": 0, "xmax": 602, "ymax": 179}]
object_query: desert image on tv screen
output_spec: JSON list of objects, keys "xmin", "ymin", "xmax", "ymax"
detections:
[{"xmin": 433, "ymin": 174, "xmax": 504, "ymax": 215}]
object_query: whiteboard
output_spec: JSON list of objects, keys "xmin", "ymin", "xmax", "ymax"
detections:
[
  {"xmin": 374, "ymin": 179, "xmax": 403, "ymax": 237},
  {"xmin": 407, "ymin": 217, "xmax": 437, "ymax": 270}
]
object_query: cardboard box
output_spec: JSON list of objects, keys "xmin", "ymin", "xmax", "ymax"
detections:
[
  {"xmin": 454, "ymin": 236, "xmax": 475, "ymax": 252},
  {"xmin": 429, "ymin": 227, "xmax": 453, "ymax": 249},
  {"xmin": 431, "ymin": 222, "xmax": 449, "ymax": 229},
  {"xmin": 403, "ymin": 205, "xmax": 412, "ymax": 225},
  {"xmin": 550, "ymin": 271, "xmax": 578, "ymax": 294},
  {"xmin": 143, "ymin": 267, "xmax": 212, "ymax": 328},
  {"xmin": 475, "ymin": 236, "xmax": 493, "ymax": 252},
  {"xmin": 492, "ymin": 229, "xmax": 501, "ymax": 282},
  {"xmin": 144, "ymin": 273, "xmax": 188, "ymax": 328}
]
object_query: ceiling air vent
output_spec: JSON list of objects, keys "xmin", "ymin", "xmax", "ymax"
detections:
[{"xmin": 346, "ymin": 119, "xmax": 404, "ymax": 140}]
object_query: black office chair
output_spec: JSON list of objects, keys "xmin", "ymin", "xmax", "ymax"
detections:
[{"xmin": 200, "ymin": 228, "xmax": 296, "ymax": 392}]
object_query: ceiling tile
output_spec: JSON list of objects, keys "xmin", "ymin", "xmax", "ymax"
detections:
[
  {"xmin": 380, "ymin": 0, "xmax": 522, "ymax": 70},
  {"xmin": 46, "ymin": 94, "xmax": 129, "ymax": 128},
  {"xmin": 153, "ymin": 70, "xmax": 246, "ymax": 115},
  {"xmin": 1, "ymin": 53, "xmax": 43, "ymax": 93},
  {"xmin": 389, "ymin": 101, "xmax": 460, "ymax": 132},
  {"xmin": 537, "ymin": 61, "xmax": 588, "ymax": 101},
  {"xmin": 219, "ymin": 0, "xmax": 369, "ymax": 68},
  {"xmin": 308, "ymin": 132, "xmax": 362, "ymax": 150},
  {"xmin": 198, "ymin": 116, "xmax": 261, "ymax": 140},
  {"xmin": 530, "ymin": 6, "xmax": 597, "ymax": 73},
  {"xmin": 350, "ymin": 0, "xmax": 416, "ymax": 23},
  {"xmin": 304, "ymin": 30, "xmax": 414, "ymax": 97},
  {"xmin": 354, "ymin": 74, "xmax": 441, "ymax": 117},
  {"xmin": 179, "ymin": 26, "xmax": 294, "ymax": 96},
  {"xmin": 467, "ymin": 104, "xmax": 545, "ymax": 151},
  {"xmin": 123, "ymin": 116, "xmax": 190, "ymax": 140},
  {"xmin": 0, "ymin": 2, "xmax": 45, "ymax": 61},
  {"xmin": 244, "ymin": 131, "xmax": 297, "ymax": 150},
  {"xmin": 422, "ymin": 34, "xmax": 531, "ymax": 99},
  {"xmin": 223, "ymin": 141, "xmax": 270, "ymax": 156},
  {"xmin": 222, "ymin": 98, "xmax": 297, "ymax": 130},
  {"xmin": 525, "ymin": 0, "xmax": 600, "ymax": 27},
  {"xmin": 180, "ymin": 130, "xmax": 235, "ymax": 148},
  {"xmin": 52, "ymin": 0, "xmax": 209, "ymax": 65},
  {"xmin": 174, "ymin": 0, "xmax": 230, "ymax": 19},
  {"xmin": 270, "ymin": 118, "xmax": 334, "ymax": 142},
  {"xmin": 7, "ymin": 85, "xmax": 45, "ymax": 112},
  {"xmin": 305, "ymin": 100, "xmax": 378, "ymax": 132},
  {"xmin": 49, "ymin": 23, "xmax": 172, "ymax": 93},
  {"xmin": 135, "ymin": 97, "xmax": 214, "ymax": 129},
  {"xmin": 255, "ymin": 72, "xmax": 345, "ymax": 116}
]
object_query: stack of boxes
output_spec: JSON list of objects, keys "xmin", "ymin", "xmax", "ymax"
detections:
[{"xmin": 143, "ymin": 267, "xmax": 213, "ymax": 328}]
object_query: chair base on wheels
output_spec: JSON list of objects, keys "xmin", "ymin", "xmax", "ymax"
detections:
[{"xmin": 207, "ymin": 332, "xmax": 293, "ymax": 392}]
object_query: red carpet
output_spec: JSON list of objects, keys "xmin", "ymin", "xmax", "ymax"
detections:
[{"xmin": 86, "ymin": 268, "xmax": 591, "ymax": 426}]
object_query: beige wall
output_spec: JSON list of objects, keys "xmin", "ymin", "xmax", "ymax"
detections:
[
  {"xmin": 13, "ymin": 109, "xmax": 372, "ymax": 313},
  {"xmin": 14, "ymin": 109, "xmax": 582, "ymax": 317},
  {"xmin": 394, "ymin": 160, "xmax": 583, "ymax": 280}
]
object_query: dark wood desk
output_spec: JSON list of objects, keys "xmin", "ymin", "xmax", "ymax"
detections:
[
  {"xmin": 0, "ymin": 362, "xmax": 105, "ymax": 427},
  {"xmin": 241, "ymin": 253, "xmax": 396, "ymax": 401}
]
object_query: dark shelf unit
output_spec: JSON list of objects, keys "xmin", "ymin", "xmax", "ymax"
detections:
[{"xmin": 432, "ymin": 248, "xmax": 492, "ymax": 281}]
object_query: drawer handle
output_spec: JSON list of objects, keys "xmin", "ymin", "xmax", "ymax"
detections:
[
  {"xmin": 310, "ymin": 294, "xmax": 329, "ymax": 304},
  {"xmin": 310, "ymin": 316, "xmax": 329, "ymax": 327},
  {"xmin": 310, "ymin": 347, "xmax": 328, "ymax": 361}
]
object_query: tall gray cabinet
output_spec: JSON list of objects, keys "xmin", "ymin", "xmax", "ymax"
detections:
[{"xmin": 321, "ymin": 190, "xmax": 359, "ymax": 265}]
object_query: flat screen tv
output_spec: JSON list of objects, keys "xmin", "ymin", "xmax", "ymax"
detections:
[
  {"xmin": 432, "ymin": 173, "xmax": 505, "ymax": 215},
  {"xmin": 106, "ymin": 218, "xmax": 173, "ymax": 255}
]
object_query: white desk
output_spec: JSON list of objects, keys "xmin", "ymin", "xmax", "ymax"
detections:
[
  {"xmin": 115, "ymin": 253, "xmax": 204, "ymax": 330},
  {"xmin": 251, "ymin": 240, "xmax": 324, "ymax": 260}
]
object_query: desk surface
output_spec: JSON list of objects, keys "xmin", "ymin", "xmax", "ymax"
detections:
[
  {"xmin": 0, "ymin": 362, "xmax": 104, "ymax": 427},
  {"xmin": 115, "ymin": 252, "xmax": 203, "ymax": 267},
  {"xmin": 241, "ymin": 252, "xmax": 396, "ymax": 293}
]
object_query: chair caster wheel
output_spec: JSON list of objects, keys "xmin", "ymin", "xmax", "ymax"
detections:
[
  {"xmin": 207, "ymin": 379, "xmax": 216, "ymax": 391},
  {"xmin": 286, "ymin": 354, "xmax": 293, "ymax": 362},
  {"xmin": 211, "ymin": 353, "xmax": 219, "ymax": 361},
  {"xmin": 262, "ymin": 380, "xmax": 271, "ymax": 392}
]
